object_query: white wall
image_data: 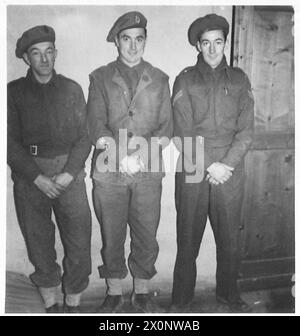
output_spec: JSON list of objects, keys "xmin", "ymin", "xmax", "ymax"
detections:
[{"xmin": 6, "ymin": 5, "xmax": 232, "ymax": 290}]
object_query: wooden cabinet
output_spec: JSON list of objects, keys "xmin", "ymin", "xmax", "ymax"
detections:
[{"xmin": 233, "ymin": 6, "xmax": 295, "ymax": 290}]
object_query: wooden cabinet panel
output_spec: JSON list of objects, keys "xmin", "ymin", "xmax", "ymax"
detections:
[
  {"xmin": 251, "ymin": 8, "xmax": 294, "ymax": 132},
  {"xmin": 233, "ymin": 6, "xmax": 294, "ymax": 133},
  {"xmin": 242, "ymin": 149, "xmax": 294, "ymax": 259},
  {"xmin": 234, "ymin": 6, "xmax": 294, "ymax": 290}
]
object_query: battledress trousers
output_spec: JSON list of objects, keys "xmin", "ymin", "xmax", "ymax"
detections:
[
  {"xmin": 7, "ymin": 70, "xmax": 92, "ymax": 294},
  {"xmin": 87, "ymin": 58, "xmax": 173, "ymax": 281},
  {"xmin": 172, "ymin": 53, "xmax": 254, "ymax": 305}
]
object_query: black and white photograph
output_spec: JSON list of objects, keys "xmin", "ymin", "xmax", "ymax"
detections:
[{"xmin": 2, "ymin": 0, "xmax": 296, "ymax": 317}]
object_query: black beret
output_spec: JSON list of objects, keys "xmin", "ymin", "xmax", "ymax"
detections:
[
  {"xmin": 188, "ymin": 14, "xmax": 229, "ymax": 46},
  {"xmin": 107, "ymin": 11, "xmax": 147, "ymax": 42},
  {"xmin": 15, "ymin": 25, "xmax": 55, "ymax": 58}
]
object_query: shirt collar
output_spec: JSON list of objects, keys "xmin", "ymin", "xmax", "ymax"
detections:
[
  {"xmin": 116, "ymin": 57, "xmax": 146, "ymax": 77},
  {"xmin": 26, "ymin": 68, "xmax": 59, "ymax": 87},
  {"xmin": 196, "ymin": 52, "xmax": 229, "ymax": 76}
]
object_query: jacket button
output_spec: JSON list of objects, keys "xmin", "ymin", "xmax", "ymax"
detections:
[
  {"xmin": 128, "ymin": 132, "xmax": 133, "ymax": 138},
  {"xmin": 129, "ymin": 111, "xmax": 133, "ymax": 117}
]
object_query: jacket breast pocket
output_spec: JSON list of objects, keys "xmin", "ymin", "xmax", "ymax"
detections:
[
  {"xmin": 55, "ymin": 101, "xmax": 78, "ymax": 142},
  {"xmin": 188, "ymin": 86, "xmax": 210, "ymax": 122},
  {"xmin": 227, "ymin": 86, "xmax": 241, "ymax": 101},
  {"xmin": 221, "ymin": 86, "xmax": 241, "ymax": 120},
  {"xmin": 23, "ymin": 101, "xmax": 47, "ymax": 133}
]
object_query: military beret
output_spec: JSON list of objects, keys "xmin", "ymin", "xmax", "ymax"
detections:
[
  {"xmin": 15, "ymin": 25, "xmax": 55, "ymax": 58},
  {"xmin": 188, "ymin": 14, "xmax": 229, "ymax": 46},
  {"xmin": 107, "ymin": 11, "xmax": 147, "ymax": 42}
]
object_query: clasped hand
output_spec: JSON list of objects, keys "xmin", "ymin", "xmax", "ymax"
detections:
[
  {"xmin": 98, "ymin": 135, "xmax": 145, "ymax": 176},
  {"xmin": 34, "ymin": 172, "xmax": 74, "ymax": 199},
  {"xmin": 119, "ymin": 155, "xmax": 145, "ymax": 176},
  {"xmin": 206, "ymin": 162, "xmax": 234, "ymax": 185}
]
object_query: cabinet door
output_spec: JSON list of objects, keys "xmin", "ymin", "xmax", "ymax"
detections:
[{"xmin": 233, "ymin": 6, "xmax": 295, "ymax": 291}]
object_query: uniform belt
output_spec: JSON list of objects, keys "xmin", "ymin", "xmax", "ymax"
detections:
[{"xmin": 28, "ymin": 144, "xmax": 70, "ymax": 158}]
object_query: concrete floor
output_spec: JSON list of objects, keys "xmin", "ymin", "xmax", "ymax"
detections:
[{"xmin": 5, "ymin": 272, "xmax": 295, "ymax": 314}]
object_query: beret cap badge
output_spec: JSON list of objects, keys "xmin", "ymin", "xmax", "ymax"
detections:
[{"xmin": 106, "ymin": 11, "xmax": 147, "ymax": 42}]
